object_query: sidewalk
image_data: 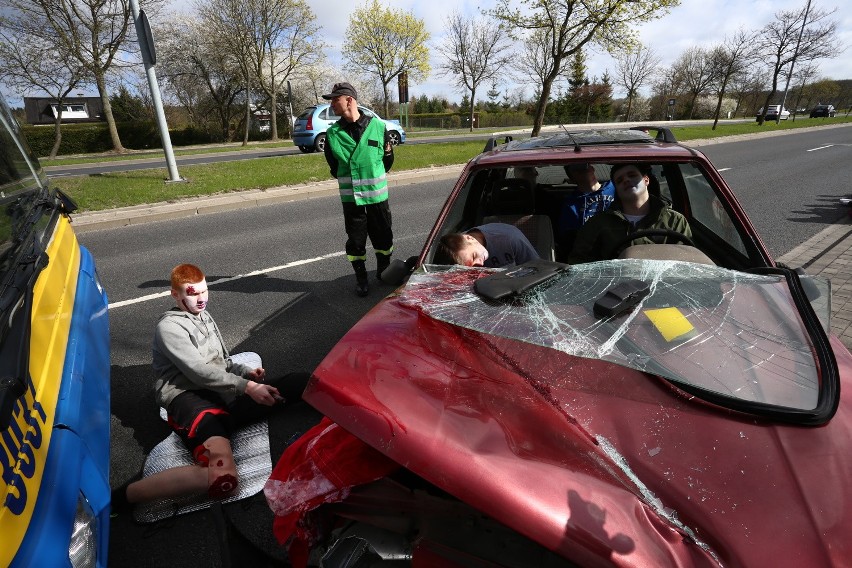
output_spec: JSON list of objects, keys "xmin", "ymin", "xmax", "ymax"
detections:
[{"xmin": 777, "ymin": 212, "xmax": 852, "ymax": 350}]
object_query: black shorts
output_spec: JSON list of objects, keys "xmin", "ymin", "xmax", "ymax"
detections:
[{"xmin": 165, "ymin": 372, "xmax": 311, "ymax": 456}]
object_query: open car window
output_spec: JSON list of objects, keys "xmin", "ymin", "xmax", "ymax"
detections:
[{"xmin": 402, "ymin": 261, "xmax": 838, "ymax": 425}]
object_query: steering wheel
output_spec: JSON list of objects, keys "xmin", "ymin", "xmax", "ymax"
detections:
[{"xmin": 612, "ymin": 228, "xmax": 695, "ymax": 258}]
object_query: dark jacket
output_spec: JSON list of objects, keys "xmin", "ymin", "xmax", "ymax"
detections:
[{"xmin": 568, "ymin": 196, "xmax": 692, "ymax": 263}]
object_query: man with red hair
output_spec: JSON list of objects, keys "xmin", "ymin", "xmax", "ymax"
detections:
[{"xmin": 111, "ymin": 264, "xmax": 308, "ymax": 513}]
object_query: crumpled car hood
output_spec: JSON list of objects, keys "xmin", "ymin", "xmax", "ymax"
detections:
[{"xmin": 306, "ymin": 263, "xmax": 852, "ymax": 567}]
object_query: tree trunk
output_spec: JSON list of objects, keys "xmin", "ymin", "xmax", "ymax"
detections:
[
  {"xmin": 468, "ymin": 87, "xmax": 476, "ymax": 132},
  {"xmin": 383, "ymin": 82, "xmax": 390, "ymax": 118},
  {"xmin": 531, "ymin": 73, "xmax": 557, "ymax": 137},
  {"xmin": 95, "ymin": 73, "xmax": 125, "ymax": 153},
  {"xmin": 49, "ymin": 111, "xmax": 63, "ymax": 159},
  {"xmin": 243, "ymin": 87, "xmax": 250, "ymax": 146},
  {"xmin": 270, "ymin": 90, "xmax": 278, "ymax": 141}
]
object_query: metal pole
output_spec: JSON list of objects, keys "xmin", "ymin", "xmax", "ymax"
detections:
[
  {"xmin": 128, "ymin": 0, "xmax": 183, "ymax": 182},
  {"xmin": 779, "ymin": 0, "xmax": 812, "ymax": 123}
]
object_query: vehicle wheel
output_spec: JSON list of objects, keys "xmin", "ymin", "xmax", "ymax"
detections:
[
  {"xmin": 314, "ymin": 134, "xmax": 326, "ymax": 153},
  {"xmin": 387, "ymin": 131, "xmax": 402, "ymax": 146},
  {"xmin": 298, "ymin": 145, "xmax": 311, "ymax": 153},
  {"xmin": 612, "ymin": 228, "xmax": 695, "ymax": 258}
]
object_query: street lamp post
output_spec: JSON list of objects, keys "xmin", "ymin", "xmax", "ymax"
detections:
[{"xmin": 778, "ymin": 0, "xmax": 812, "ymax": 124}]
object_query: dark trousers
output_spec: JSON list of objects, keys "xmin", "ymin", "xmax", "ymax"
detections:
[{"xmin": 342, "ymin": 200, "xmax": 393, "ymax": 261}]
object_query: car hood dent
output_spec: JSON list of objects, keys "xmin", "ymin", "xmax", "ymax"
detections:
[{"xmin": 306, "ymin": 263, "xmax": 852, "ymax": 567}]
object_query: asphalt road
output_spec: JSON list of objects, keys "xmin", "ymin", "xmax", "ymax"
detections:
[
  {"xmin": 84, "ymin": 177, "xmax": 453, "ymax": 567},
  {"xmin": 80, "ymin": 125, "xmax": 851, "ymax": 567}
]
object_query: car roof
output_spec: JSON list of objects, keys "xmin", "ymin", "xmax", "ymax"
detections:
[{"xmin": 472, "ymin": 127, "xmax": 698, "ymax": 168}]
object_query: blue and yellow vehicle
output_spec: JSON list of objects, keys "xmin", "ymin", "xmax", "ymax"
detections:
[{"xmin": 0, "ymin": 94, "xmax": 110, "ymax": 566}]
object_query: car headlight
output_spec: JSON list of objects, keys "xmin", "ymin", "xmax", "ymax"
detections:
[{"xmin": 69, "ymin": 493, "xmax": 98, "ymax": 568}]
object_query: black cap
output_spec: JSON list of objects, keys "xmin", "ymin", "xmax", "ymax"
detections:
[{"xmin": 322, "ymin": 82, "xmax": 358, "ymax": 100}]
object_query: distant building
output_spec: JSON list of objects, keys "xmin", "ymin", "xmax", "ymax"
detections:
[{"xmin": 24, "ymin": 96, "xmax": 104, "ymax": 125}]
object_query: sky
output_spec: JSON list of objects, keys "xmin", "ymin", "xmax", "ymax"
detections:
[
  {"xmin": 2, "ymin": 0, "xmax": 849, "ymax": 106},
  {"xmin": 304, "ymin": 0, "xmax": 851, "ymax": 102}
]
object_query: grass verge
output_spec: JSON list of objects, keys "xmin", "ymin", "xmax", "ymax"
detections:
[
  {"xmin": 53, "ymin": 141, "xmax": 486, "ymax": 211},
  {"xmin": 52, "ymin": 118, "xmax": 851, "ymax": 212}
]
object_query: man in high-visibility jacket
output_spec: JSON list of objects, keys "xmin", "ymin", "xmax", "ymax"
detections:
[{"xmin": 322, "ymin": 82, "xmax": 395, "ymax": 297}]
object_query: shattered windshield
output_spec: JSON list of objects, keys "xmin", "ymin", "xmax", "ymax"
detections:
[{"xmin": 399, "ymin": 260, "xmax": 835, "ymax": 420}]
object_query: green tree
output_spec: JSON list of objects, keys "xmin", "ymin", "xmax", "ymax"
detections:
[
  {"xmin": 342, "ymin": 0, "xmax": 430, "ymax": 117},
  {"xmin": 492, "ymin": 0, "xmax": 678, "ymax": 136},
  {"xmin": 110, "ymin": 85, "xmax": 151, "ymax": 122}
]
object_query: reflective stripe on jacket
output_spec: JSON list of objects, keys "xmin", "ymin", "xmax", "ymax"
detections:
[{"xmin": 327, "ymin": 117, "xmax": 388, "ymax": 205}]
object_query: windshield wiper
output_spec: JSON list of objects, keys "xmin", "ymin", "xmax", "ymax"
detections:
[
  {"xmin": 0, "ymin": 252, "xmax": 46, "ymax": 428},
  {"xmin": 0, "ymin": 191, "xmax": 53, "ymax": 428}
]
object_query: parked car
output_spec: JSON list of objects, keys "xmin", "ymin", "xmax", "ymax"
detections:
[
  {"xmin": 266, "ymin": 127, "xmax": 852, "ymax": 567},
  {"xmin": 292, "ymin": 103, "xmax": 406, "ymax": 153},
  {"xmin": 756, "ymin": 104, "xmax": 790, "ymax": 121},
  {"xmin": 810, "ymin": 104, "xmax": 837, "ymax": 118},
  {"xmin": 0, "ymin": 93, "xmax": 111, "ymax": 566}
]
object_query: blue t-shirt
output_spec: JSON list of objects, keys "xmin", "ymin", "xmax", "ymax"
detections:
[
  {"xmin": 473, "ymin": 223, "xmax": 540, "ymax": 268},
  {"xmin": 558, "ymin": 181, "xmax": 616, "ymax": 235}
]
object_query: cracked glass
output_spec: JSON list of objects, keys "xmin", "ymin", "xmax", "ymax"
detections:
[{"xmin": 399, "ymin": 261, "xmax": 828, "ymax": 412}]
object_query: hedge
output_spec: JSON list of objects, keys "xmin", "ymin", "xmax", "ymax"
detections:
[{"xmin": 21, "ymin": 121, "xmax": 271, "ymax": 158}]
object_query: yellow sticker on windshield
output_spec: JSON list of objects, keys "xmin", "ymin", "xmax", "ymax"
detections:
[{"xmin": 644, "ymin": 307, "xmax": 695, "ymax": 342}]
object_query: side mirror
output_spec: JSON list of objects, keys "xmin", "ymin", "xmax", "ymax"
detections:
[
  {"xmin": 794, "ymin": 267, "xmax": 821, "ymax": 302},
  {"xmin": 380, "ymin": 256, "xmax": 418, "ymax": 286}
]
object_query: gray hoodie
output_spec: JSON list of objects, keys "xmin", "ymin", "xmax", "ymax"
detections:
[{"xmin": 152, "ymin": 308, "xmax": 254, "ymax": 408}]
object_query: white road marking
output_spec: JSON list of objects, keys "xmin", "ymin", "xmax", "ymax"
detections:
[
  {"xmin": 717, "ymin": 168, "xmax": 731, "ymax": 172},
  {"xmin": 108, "ymin": 251, "xmax": 346, "ymax": 309},
  {"xmin": 807, "ymin": 145, "xmax": 834, "ymax": 152}
]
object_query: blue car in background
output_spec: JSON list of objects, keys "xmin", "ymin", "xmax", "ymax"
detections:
[{"xmin": 292, "ymin": 103, "xmax": 406, "ymax": 153}]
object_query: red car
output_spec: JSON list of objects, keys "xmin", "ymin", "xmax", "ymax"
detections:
[{"xmin": 266, "ymin": 128, "xmax": 852, "ymax": 567}]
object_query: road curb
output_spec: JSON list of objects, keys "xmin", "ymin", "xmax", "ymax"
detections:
[{"xmin": 71, "ymin": 164, "xmax": 464, "ymax": 233}]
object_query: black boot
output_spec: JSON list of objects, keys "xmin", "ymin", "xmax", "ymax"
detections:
[
  {"xmin": 375, "ymin": 253, "xmax": 391, "ymax": 281},
  {"xmin": 352, "ymin": 260, "xmax": 369, "ymax": 296}
]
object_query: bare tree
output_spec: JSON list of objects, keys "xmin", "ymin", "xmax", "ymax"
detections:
[
  {"xmin": 514, "ymin": 28, "xmax": 557, "ymax": 91},
  {"xmin": 671, "ymin": 47, "xmax": 717, "ymax": 119},
  {"xmin": 613, "ymin": 43, "xmax": 660, "ymax": 121},
  {"xmin": 236, "ymin": 0, "xmax": 324, "ymax": 141},
  {"xmin": 197, "ymin": 0, "xmax": 262, "ymax": 145},
  {"xmin": 3, "ymin": 0, "xmax": 164, "ymax": 153},
  {"xmin": 788, "ymin": 62, "xmax": 819, "ymax": 121},
  {"xmin": 491, "ymin": 0, "xmax": 678, "ymax": 136},
  {"xmin": 437, "ymin": 11, "xmax": 513, "ymax": 132},
  {"xmin": 0, "ymin": 18, "xmax": 89, "ymax": 158},
  {"xmin": 708, "ymin": 29, "xmax": 758, "ymax": 129},
  {"xmin": 156, "ymin": 14, "xmax": 245, "ymax": 140},
  {"xmin": 755, "ymin": 2, "xmax": 840, "ymax": 125}
]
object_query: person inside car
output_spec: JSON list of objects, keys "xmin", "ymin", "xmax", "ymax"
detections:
[
  {"xmin": 435, "ymin": 223, "xmax": 540, "ymax": 268},
  {"xmin": 567, "ymin": 163, "xmax": 691, "ymax": 263},
  {"xmin": 557, "ymin": 162, "xmax": 616, "ymax": 253}
]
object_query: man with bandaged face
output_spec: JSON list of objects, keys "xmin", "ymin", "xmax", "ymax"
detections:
[{"xmin": 111, "ymin": 264, "xmax": 308, "ymax": 513}]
